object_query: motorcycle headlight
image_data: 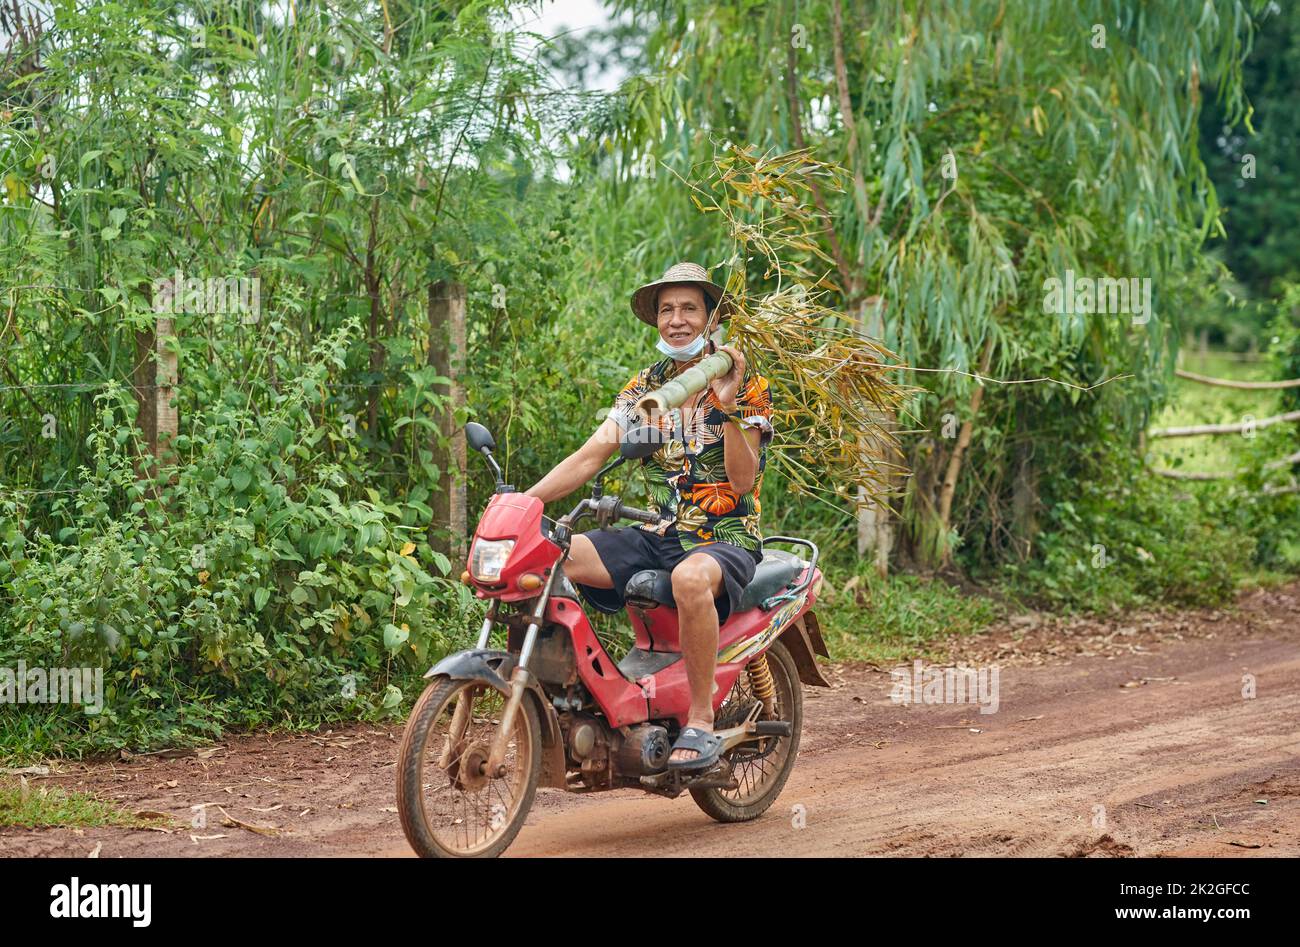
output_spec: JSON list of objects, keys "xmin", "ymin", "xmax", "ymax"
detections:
[{"xmin": 470, "ymin": 538, "xmax": 516, "ymax": 582}]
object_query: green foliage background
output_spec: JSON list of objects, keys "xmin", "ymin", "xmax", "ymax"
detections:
[{"xmin": 1, "ymin": 0, "xmax": 1297, "ymax": 755}]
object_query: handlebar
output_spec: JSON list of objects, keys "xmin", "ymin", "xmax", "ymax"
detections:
[
  {"xmin": 554, "ymin": 496, "xmax": 666, "ymax": 542},
  {"xmin": 617, "ymin": 503, "xmax": 661, "ymax": 525}
]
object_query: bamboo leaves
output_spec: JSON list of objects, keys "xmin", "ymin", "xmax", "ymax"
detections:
[{"xmin": 685, "ymin": 145, "xmax": 907, "ymax": 506}]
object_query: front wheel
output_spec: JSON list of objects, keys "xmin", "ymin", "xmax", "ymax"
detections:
[
  {"xmin": 396, "ymin": 676, "xmax": 541, "ymax": 858},
  {"xmin": 690, "ymin": 637, "xmax": 803, "ymax": 823}
]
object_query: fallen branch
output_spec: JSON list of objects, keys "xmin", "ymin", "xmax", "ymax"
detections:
[
  {"xmin": 1175, "ymin": 368, "xmax": 1300, "ymax": 390},
  {"xmin": 1262, "ymin": 482, "xmax": 1300, "ymax": 496},
  {"xmin": 1148, "ymin": 449, "xmax": 1300, "ymax": 481},
  {"xmin": 216, "ymin": 805, "xmax": 282, "ymax": 837},
  {"xmin": 1148, "ymin": 409, "xmax": 1300, "ymax": 438},
  {"xmin": 1149, "ymin": 471, "xmax": 1300, "ymax": 497},
  {"xmin": 1267, "ymin": 449, "xmax": 1300, "ymax": 470},
  {"xmin": 1150, "ymin": 467, "xmax": 1231, "ymax": 480}
]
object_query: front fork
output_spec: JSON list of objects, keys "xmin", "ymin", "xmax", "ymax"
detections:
[
  {"xmin": 484, "ymin": 565, "xmax": 562, "ymax": 777},
  {"xmin": 438, "ymin": 600, "xmax": 501, "ymax": 771}
]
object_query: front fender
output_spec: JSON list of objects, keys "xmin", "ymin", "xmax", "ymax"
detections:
[
  {"xmin": 424, "ymin": 648, "xmax": 512, "ymax": 693},
  {"xmin": 422, "ymin": 648, "xmax": 566, "ymax": 788}
]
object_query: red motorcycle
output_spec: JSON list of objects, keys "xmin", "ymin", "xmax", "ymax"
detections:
[{"xmin": 396, "ymin": 421, "xmax": 830, "ymax": 857}]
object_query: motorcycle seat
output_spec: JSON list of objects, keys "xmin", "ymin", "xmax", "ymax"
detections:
[{"xmin": 624, "ymin": 548, "xmax": 806, "ymax": 613}]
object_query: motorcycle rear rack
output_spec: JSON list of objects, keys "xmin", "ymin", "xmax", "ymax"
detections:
[{"xmin": 757, "ymin": 535, "xmax": 820, "ymax": 609}]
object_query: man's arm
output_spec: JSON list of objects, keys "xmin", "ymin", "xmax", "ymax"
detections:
[
  {"xmin": 720, "ymin": 419, "xmax": 762, "ymax": 494},
  {"xmin": 524, "ymin": 416, "xmax": 622, "ymax": 504},
  {"xmin": 710, "ymin": 347, "xmax": 771, "ymax": 495}
]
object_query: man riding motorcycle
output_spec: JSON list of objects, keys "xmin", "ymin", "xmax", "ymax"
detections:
[{"xmin": 524, "ymin": 262, "xmax": 774, "ymax": 770}]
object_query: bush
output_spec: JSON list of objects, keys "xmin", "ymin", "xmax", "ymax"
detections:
[
  {"xmin": 0, "ymin": 330, "xmax": 477, "ymax": 757},
  {"xmin": 1002, "ymin": 458, "xmax": 1256, "ymax": 613}
]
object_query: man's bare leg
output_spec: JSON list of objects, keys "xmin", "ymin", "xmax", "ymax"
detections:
[
  {"xmin": 668, "ymin": 554, "xmax": 724, "ymax": 764},
  {"xmin": 563, "ymin": 533, "xmax": 615, "ymax": 589}
]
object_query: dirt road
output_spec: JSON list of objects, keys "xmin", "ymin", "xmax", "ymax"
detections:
[{"xmin": 4, "ymin": 583, "xmax": 1298, "ymax": 857}]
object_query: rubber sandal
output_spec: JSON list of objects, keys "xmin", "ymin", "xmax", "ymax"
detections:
[{"xmin": 666, "ymin": 727, "xmax": 725, "ymax": 771}]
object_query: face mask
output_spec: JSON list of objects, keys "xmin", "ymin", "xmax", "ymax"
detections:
[{"xmin": 656, "ymin": 332, "xmax": 706, "ymax": 360}]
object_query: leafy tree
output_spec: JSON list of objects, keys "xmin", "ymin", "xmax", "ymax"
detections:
[
  {"xmin": 0, "ymin": 0, "xmax": 578, "ymax": 750},
  {"xmin": 583, "ymin": 0, "xmax": 1256, "ymax": 568},
  {"xmin": 1200, "ymin": 1, "xmax": 1300, "ymax": 299}
]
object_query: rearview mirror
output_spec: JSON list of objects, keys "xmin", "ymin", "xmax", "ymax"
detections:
[
  {"xmin": 620, "ymin": 424, "xmax": 667, "ymax": 461},
  {"xmin": 465, "ymin": 422, "xmax": 496, "ymax": 454}
]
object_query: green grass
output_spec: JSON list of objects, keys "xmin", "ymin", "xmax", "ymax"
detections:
[
  {"xmin": 817, "ymin": 569, "xmax": 1003, "ymax": 665},
  {"xmin": 1149, "ymin": 351, "xmax": 1282, "ymax": 475},
  {"xmin": 0, "ymin": 779, "xmax": 169, "ymax": 829},
  {"xmin": 0, "ymin": 679, "xmax": 426, "ymax": 764}
]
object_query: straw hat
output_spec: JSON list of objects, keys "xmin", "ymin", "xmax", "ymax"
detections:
[{"xmin": 629, "ymin": 262, "xmax": 734, "ymax": 326}]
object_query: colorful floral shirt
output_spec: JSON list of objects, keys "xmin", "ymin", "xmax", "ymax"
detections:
[{"xmin": 608, "ymin": 356, "xmax": 774, "ymax": 554}]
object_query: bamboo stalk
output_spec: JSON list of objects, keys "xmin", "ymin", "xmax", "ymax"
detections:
[{"xmin": 635, "ymin": 348, "xmax": 733, "ymax": 416}]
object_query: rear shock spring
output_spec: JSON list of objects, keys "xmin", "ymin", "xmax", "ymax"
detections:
[{"xmin": 747, "ymin": 654, "xmax": 777, "ymax": 718}]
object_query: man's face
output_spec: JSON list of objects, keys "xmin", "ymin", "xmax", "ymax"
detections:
[{"xmin": 656, "ymin": 284, "xmax": 709, "ymax": 350}]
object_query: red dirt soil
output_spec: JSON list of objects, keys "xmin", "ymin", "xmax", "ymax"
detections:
[{"xmin": 3, "ymin": 582, "xmax": 1298, "ymax": 857}]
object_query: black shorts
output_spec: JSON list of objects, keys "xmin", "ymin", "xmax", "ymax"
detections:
[{"xmin": 573, "ymin": 527, "xmax": 762, "ymax": 623}]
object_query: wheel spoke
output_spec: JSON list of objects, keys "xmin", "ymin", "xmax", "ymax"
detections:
[
  {"xmin": 714, "ymin": 653, "xmax": 796, "ymax": 805},
  {"xmin": 406, "ymin": 681, "xmax": 535, "ymax": 856}
]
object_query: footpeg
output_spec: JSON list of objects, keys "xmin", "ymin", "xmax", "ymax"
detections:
[{"xmin": 686, "ymin": 761, "xmax": 739, "ymax": 790}]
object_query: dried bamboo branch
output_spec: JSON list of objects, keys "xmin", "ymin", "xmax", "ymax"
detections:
[{"xmin": 672, "ymin": 145, "xmax": 909, "ymax": 506}]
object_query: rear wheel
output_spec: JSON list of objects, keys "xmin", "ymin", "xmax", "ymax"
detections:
[
  {"xmin": 397, "ymin": 677, "xmax": 541, "ymax": 858},
  {"xmin": 690, "ymin": 638, "xmax": 803, "ymax": 823}
]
